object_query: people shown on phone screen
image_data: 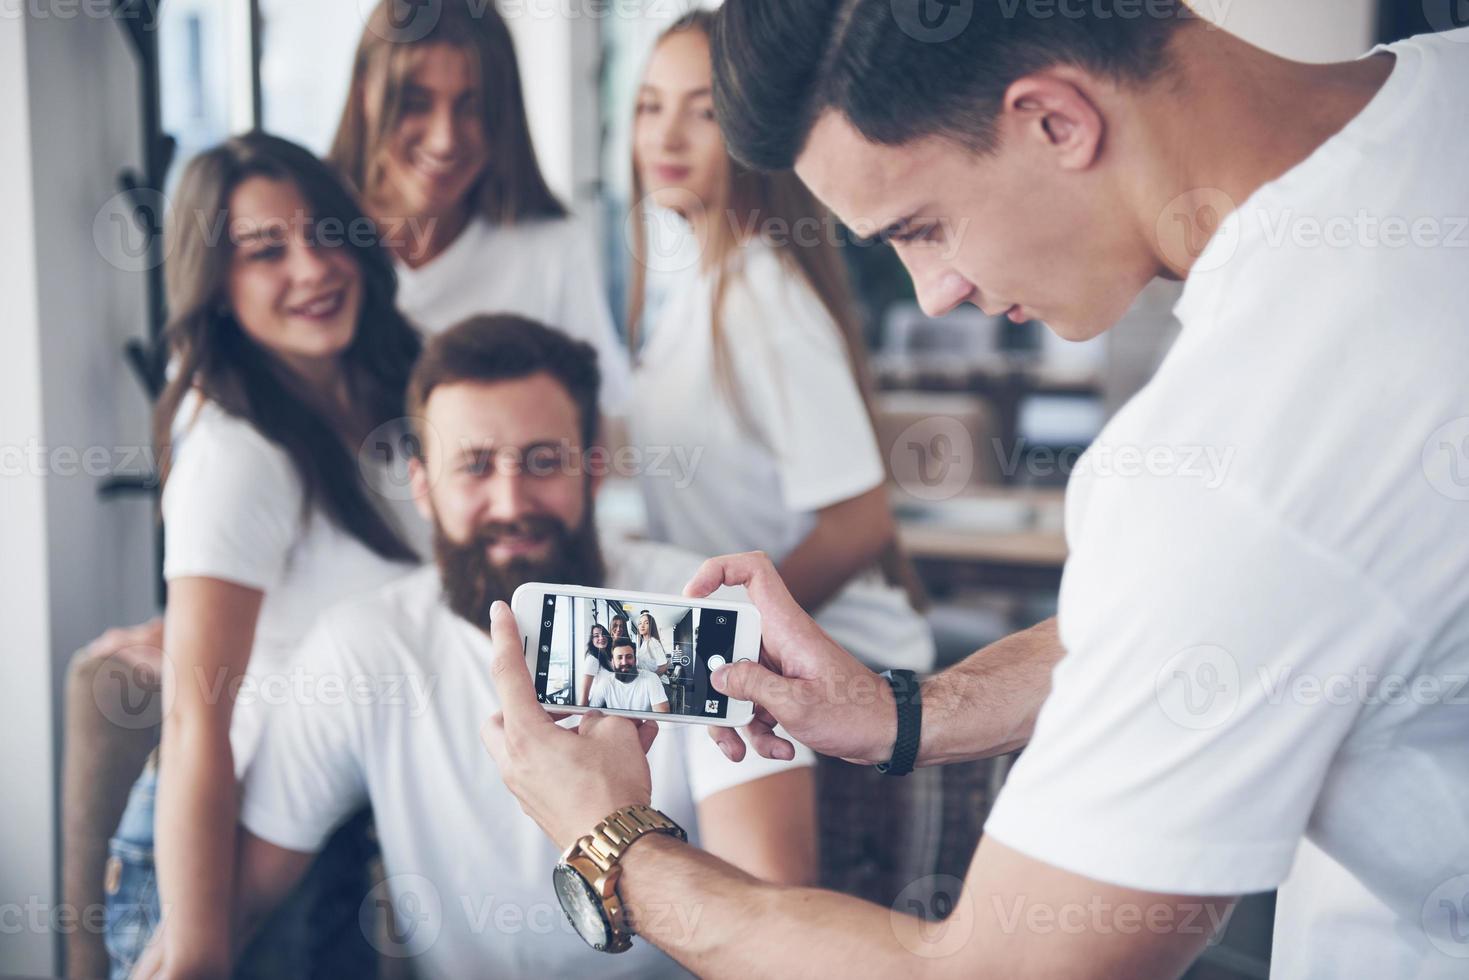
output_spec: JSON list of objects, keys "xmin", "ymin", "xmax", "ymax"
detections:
[
  {"xmin": 625, "ymin": 12, "xmax": 934, "ymax": 674},
  {"xmin": 635, "ymin": 609, "xmax": 671, "ymax": 675},
  {"xmin": 589, "ymin": 639, "xmax": 671, "ymax": 714},
  {"xmin": 329, "ymin": 0, "xmax": 631, "ymax": 417}
]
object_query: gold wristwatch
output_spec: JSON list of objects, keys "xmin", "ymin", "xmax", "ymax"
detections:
[{"xmin": 553, "ymin": 804, "xmax": 688, "ymax": 953}]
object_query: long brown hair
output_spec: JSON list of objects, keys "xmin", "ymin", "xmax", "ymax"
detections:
[
  {"xmin": 627, "ymin": 11, "xmax": 926, "ymax": 610},
  {"xmin": 154, "ymin": 132, "xmax": 422, "ymax": 563},
  {"xmin": 330, "ymin": 0, "xmax": 566, "ymax": 226}
]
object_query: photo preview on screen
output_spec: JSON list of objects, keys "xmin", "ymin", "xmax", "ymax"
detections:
[{"xmin": 532, "ymin": 593, "xmax": 740, "ymax": 719}]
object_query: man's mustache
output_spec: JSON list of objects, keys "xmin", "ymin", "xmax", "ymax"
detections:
[{"xmin": 468, "ymin": 515, "xmax": 566, "ymax": 549}]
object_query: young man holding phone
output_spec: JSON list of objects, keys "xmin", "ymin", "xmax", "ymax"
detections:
[
  {"xmin": 132, "ymin": 315, "xmax": 815, "ymax": 979},
  {"xmin": 482, "ymin": 3, "xmax": 1469, "ymax": 978}
]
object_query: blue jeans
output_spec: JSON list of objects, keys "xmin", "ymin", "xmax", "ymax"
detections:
[{"xmin": 104, "ymin": 758, "xmax": 377, "ymax": 980}]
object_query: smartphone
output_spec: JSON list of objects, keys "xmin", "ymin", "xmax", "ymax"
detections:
[{"xmin": 510, "ymin": 583, "xmax": 760, "ymax": 727}]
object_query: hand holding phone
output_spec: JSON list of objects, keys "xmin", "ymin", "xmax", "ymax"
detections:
[
  {"xmin": 681, "ymin": 553, "xmax": 899, "ymax": 766},
  {"xmin": 510, "ymin": 583, "xmax": 761, "ymax": 727}
]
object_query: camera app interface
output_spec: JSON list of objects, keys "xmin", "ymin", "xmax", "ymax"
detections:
[{"xmin": 532, "ymin": 594, "xmax": 739, "ymax": 719}]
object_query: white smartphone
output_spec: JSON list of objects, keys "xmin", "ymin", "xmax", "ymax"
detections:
[{"xmin": 510, "ymin": 583, "xmax": 760, "ymax": 727}]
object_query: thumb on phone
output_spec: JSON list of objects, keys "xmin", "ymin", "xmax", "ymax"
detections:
[{"xmin": 711, "ymin": 660, "xmax": 796, "ymax": 714}]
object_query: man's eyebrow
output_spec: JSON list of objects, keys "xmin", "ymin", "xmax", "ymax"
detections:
[{"xmin": 853, "ymin": 212, "xmax": 919, "ymax": 246}]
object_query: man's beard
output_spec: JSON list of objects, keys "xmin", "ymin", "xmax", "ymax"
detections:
[
  {"xmin": 434, "ymin": 511, "xmax": 605, "ymax": 630},
  {"xmin": 614, "ymin": 667, "xmax": 639, "ymax": 684}
]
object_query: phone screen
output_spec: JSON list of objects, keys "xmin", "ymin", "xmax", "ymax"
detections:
[{"xmin": 531, "ymin": 593, "xmax": 740, "ymax": 720}]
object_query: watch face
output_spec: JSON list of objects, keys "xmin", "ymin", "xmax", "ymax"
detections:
[{"xmin": 553, "ymin": 863, "xmax": 613, "ymax": 950}]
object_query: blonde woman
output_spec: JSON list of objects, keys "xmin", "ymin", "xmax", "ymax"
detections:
[
  {"xmin": 331, "ymin": 0, "xmax": 631, "ymax": 415},
  {"xmin": 627, "ymin": 12, "xmax": 933, "ymax": 673}
]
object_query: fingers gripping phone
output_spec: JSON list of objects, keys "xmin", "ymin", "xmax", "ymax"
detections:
[{"xmin": 511, "ymin": 583, "xmax": 759, "ymax": 727}]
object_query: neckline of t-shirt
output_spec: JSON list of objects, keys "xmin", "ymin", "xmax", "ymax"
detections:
[
  {"xmin": 1173, "ymin": 37, "xmax": 1423, "ymax": 328},
  {"xmin": 392, "ymin": 214, "xmax": 494, "ymax": 283}
]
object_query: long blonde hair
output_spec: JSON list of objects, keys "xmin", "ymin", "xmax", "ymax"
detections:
[
  {"xmin": 627, "ymin": 11, "xmax": 926, "ymax": 610},
  {"xmin": 329, "ymin": 0, "xmax": 565, "ymax": 226}
]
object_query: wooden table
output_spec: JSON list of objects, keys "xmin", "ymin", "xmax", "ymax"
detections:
[{"xmin": 896, "ymin": 487, "xmax": 1068, "ymax": 592}]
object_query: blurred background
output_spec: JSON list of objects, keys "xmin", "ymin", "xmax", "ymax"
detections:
[{"xmin": 0, "ymin": 0, "xmax": 1451, "ymax": 975}]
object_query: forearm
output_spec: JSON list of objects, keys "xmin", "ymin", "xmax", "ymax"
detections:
[
  {"xmin": 917, "ymin": 616, "xmax": 1061, "ymax": 767},
  {"xmin": 779, "ymin": 491, "xmax": 895, "ymax": 613},
  {"xmin": 155, "ymin": 720, "xmax": 240, "ymax": 977},
  {"xmin": 620, "ymin": 834, "xmax": 954, "ymax": 979}
]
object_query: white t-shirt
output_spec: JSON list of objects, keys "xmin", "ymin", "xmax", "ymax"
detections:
[
  {"xmin": 589, "ymin": 668, "xmax": 668, "ymax": 712},
  {"xmin": 636, "ymin": 635, "xmax": 670, "ymax": 674},
  {"xmin": 394, "ymin": 215, "xmax": 632, "ymax": 415},
  {"xmin": 631, "ymin": 238, "xmax": 934, "ymax": 673},
  {"xmin": 984, "ymin": 30, "xmax": 1469, "ymax": 978},
  {"xmin": 162, "ymin": 400, "xmax": 429, "ymax": 772},
  {"xmin": 238, "ymin": 536, "xmax": 813, "ymax": 980}
]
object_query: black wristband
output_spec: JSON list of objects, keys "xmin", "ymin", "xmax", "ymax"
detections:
[{"xmin": 876, "ymin": 669, "xmax": 921, "ymax": 777}]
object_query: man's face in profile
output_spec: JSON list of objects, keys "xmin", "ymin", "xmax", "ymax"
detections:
[{"xmin": 793, "ymin": 105, "xmax": 1159, "ymax": 342}]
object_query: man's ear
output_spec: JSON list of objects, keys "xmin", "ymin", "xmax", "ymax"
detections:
[{"xmin": 1002, "ymin": 71, "xmax": 1106, "ymax": 171}]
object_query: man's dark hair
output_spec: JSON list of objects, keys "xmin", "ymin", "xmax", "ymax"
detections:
[
  {"xmin": 407, "ymin": 314, "xmax": 601, "ymax": 451},
  {"xmin": 612, "ymin": 638, "xmax": 637, "ymax": 651},
  {"xmin": 710, "ymin": 0, "xmax": 1197, "ymax": 169}
]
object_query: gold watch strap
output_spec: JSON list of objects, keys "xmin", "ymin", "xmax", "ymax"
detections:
[{"xmin": 581, "ymin": 804, "xmax": 688, "ymax": 874}]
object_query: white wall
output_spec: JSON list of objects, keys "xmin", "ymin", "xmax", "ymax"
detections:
[{"xmin": 0, "ymin": 6, "xmax": 158, "ymax": 974}]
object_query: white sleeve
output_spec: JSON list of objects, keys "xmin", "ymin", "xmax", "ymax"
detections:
[
  {"xmin": 556, "ymin": 222, "xmax": 632, "ymax": 418},
  {"xmin": 684, "ymin": 724, "xmax": 815, "ymax": 804},
  {"xmin": 162, "ymin": 413, "xmax": 302, "ymax": 590},
  {"xmin": 588, "ymin": 675, "xmax": 607, "ymax": 708},
  {"xmin": 983, "ymin": 476, "xmax": 1410, "ymax": 896},
  {"xmin": 726, "ymin": 251, "xmax": 885, "ymax": 511},
  {"xmin": 237, "ymin": 618, "xmax": 369, "ymax": 853},
  {"xmin": 649, "ymin": 638, "xmax": 669, "ymax": 666}
]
